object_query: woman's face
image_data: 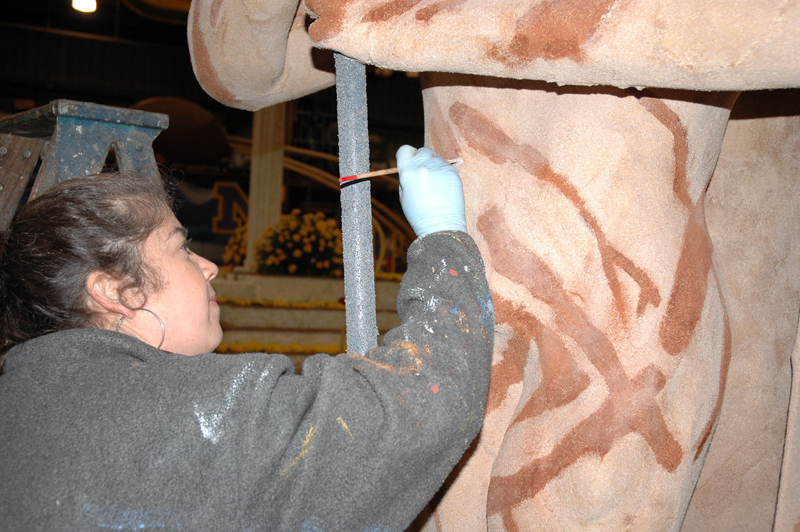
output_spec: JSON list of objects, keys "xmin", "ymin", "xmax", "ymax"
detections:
[{"xmin": 136, "ymin": 212, "xmax": 222, "ymax": 355}]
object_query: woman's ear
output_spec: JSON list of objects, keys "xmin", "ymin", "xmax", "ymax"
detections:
[{"xmin": 86, "ymin": 271, "xmax": 136, "ymax": 318}]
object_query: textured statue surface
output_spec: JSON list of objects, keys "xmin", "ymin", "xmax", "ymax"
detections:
[{"xmin": 189, "ymin": 2, "xmax": 800, "ymax": 530}]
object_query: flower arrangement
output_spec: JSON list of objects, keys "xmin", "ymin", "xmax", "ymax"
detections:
[
  {"xmin": 222, "ymin": 223, "xmax": 249, "ymax": 267},
  {"xmin": 254, "ymin": 209, "xmax": 344, "ymax": 277},
  {"xmin": 223, "ymin": 209, "xmax": 407, "ymax": 279}
]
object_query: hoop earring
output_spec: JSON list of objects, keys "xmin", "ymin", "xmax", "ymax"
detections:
[{"xmin": 116, "ymin": 308, "xmax": 165, "ymax": 350}]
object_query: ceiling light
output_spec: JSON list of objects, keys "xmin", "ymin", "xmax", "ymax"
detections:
[{"xmin": 72, "ymin": 0, "xmax": 97, "ymax": 13}]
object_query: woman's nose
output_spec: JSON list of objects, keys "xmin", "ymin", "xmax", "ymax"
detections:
[{"xmin": 198, "ymin": 255, "xmax": 219, "ymax": 281}]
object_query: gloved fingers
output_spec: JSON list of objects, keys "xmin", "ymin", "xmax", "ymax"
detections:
[
  {"xmin": 397, "ymin": 145, "xmax": 439, "ymax": 170},
  {"xmin": 396, "ymin": 145, "xmax": 467, "ymax": 237},
  {"xmin": 396, "ymin": 145, "xmax": 418, "ymax": 168},
  {"xmin": 414, "ymin": 147, "xmax": 436, "ymax": 162}
]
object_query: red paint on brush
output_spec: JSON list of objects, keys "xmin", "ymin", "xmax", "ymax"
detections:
[{"xmin": 339, "ymin": 158, "xmax": 460, "ymax": 185}]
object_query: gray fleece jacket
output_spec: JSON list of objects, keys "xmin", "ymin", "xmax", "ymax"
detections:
[{"xmin": 0, "ymin": 231, "xmax": 494, "ymax": 532}]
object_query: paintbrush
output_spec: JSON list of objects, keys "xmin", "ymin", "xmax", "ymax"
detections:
[{"xmin": 339, "ymin": 158, "xmax": 461, "ymax": 185}]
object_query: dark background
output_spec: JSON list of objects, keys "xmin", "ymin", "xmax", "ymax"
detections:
[{"xmin": 0, "ymin": 0, "xmax": 425, "ymax": 261}]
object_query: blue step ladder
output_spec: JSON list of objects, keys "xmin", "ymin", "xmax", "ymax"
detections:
[{"xmin": 0, "ymin": 99, "xmax": 169, "ymax": 231}]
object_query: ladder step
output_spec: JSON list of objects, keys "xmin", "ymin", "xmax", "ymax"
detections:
[
  {"xmin": 0, "ymin": 99, "xmax": 169, "ymax": 230},
  {"xmin": 0, "ymin": 134, "xmax": 45, "ymax": 230},
  {"xmin": 0, "ymin": 99, "xmax": 168, "ymax": 138}
]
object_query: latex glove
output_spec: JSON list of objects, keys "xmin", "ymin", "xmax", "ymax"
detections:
[{"xmin": 397, "ymin": 145, "xmax": 467, "ymax": 237}]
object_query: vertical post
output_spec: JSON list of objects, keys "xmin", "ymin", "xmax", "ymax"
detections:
[
  {"xmin": 245, "ymin": 103, "xmax": 286, "ymax": 270},
  {"xmin": 335, "ymin": 54, "xmax": 378, "ymax": 356}
]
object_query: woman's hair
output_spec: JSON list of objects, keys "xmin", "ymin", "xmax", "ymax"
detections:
[{"xmin": 0, "ymin": 171, "xmax": 174, "ymax": 359}]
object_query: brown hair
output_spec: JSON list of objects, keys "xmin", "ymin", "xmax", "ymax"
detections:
[{"xmin": 0, "ymin": 172, "xmax": 174, "ymax": 360}]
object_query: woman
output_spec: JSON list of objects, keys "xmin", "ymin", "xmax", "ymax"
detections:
[{"xmin": 0, "ymin": 146, "xmax": 494, "ymax": 531}]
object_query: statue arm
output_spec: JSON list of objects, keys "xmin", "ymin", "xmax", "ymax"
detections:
[
  {"xmin": 304, "ymin": 0, "xmax": 800, "ymax": 92},
  {"xmin": 188, "ymin": 0, "xmax": 336, "ymax": 111}
]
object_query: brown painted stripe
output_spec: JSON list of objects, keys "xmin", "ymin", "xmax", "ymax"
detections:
[
  {"xmin": 434, "ymin": 507, "xmax": 444, "ymax": 532},
  {"xmin": 487, "ymin": 363, "xmax": 681, "ymax": 529},
  {"xmin": 477, "ymin": 208, "xmax": 629, "ymax": 388},
  {"xmin": 487, "ymin": 297, "xmax": 535, "ymax": 415},
  {"xmin": 190, "ymin": 1, "xmax": 236, "ymax": 105},
  {"xmin": 422, "ymin": 78, "xmax": 462, "ymax": 161},
  {"xmin": 636, "ymin": 95, "xmax": 719, "ymax": 359},
  {"xmin": 637, "ymin": 96, "xmax": 692, "ymax": 209},
  {"xmin": 209, "ymin": 0, "xmax": 224, "ymax": 27},
  {"xmin": 658, "ymin": 205, "xmax": 713, "ymax": 356},
  {"xmin": 416, "ymin": 0, "xmax": 469, "ymax": 22},
  {"xmin": 479, "ymin": 208, "xmax": 681, "ymax": 522},
  {"xmin": 492, "ymin": 296, "xmax": 590, "ymax": 421},
  {"xmin": 362, "ymin": 0, "xmax": 422, "ymax": 23},
  {"xmin": 693, "ymin": 268, "xmax": 731, "ymax": 460},
  {"xmin": 450, "ymin": 101, "xmax": 660, "ymax": 322},
  {"xmin": 489, "ymin": 0, "xmax": 617, "ymax": 66},
  {"xmin": 306, "ymin": 0, "xmax": 356, "ymax": 42}
]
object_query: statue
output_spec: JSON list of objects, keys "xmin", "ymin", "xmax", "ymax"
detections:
[{"xmin": 188, "ymin": 1, "xmax": 800, "ymax": 529}]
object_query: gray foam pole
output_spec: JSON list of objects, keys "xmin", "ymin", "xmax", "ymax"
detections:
[{"xmin": 335, "ymin": 53, "xmax": 378, "ymax": 356}]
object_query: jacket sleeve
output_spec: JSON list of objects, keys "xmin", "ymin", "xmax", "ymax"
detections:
[{"xmin": 234, "ymin": 231, "xmax": 494, "ymax": 531}]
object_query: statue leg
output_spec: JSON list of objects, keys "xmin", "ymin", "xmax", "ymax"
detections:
[
  {"xmin": 417, "ymin": 73, "xmax": 736, "ymax": 531},
  {"xmin": 683, "ymin": 90, "xmax": 800, "ymax": 532}
]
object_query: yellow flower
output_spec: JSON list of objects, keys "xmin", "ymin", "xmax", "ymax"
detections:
[{"xmin": 253, "ymin": 209, "xmax": 350, "ymax": 277}]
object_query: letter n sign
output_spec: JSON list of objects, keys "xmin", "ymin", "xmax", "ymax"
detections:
[{"xmin": 212, "ymin": 182, "xmax": 249, "ymax": 234}]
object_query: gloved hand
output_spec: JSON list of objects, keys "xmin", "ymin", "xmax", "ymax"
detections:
[{"xmin": 397, "ymin": 145, "xmax": 467, "ymax": 237}]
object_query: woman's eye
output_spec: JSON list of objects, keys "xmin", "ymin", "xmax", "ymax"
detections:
[{"xmin": 181, "ymin": 238, "xmax": 193, "ymax": 252}]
